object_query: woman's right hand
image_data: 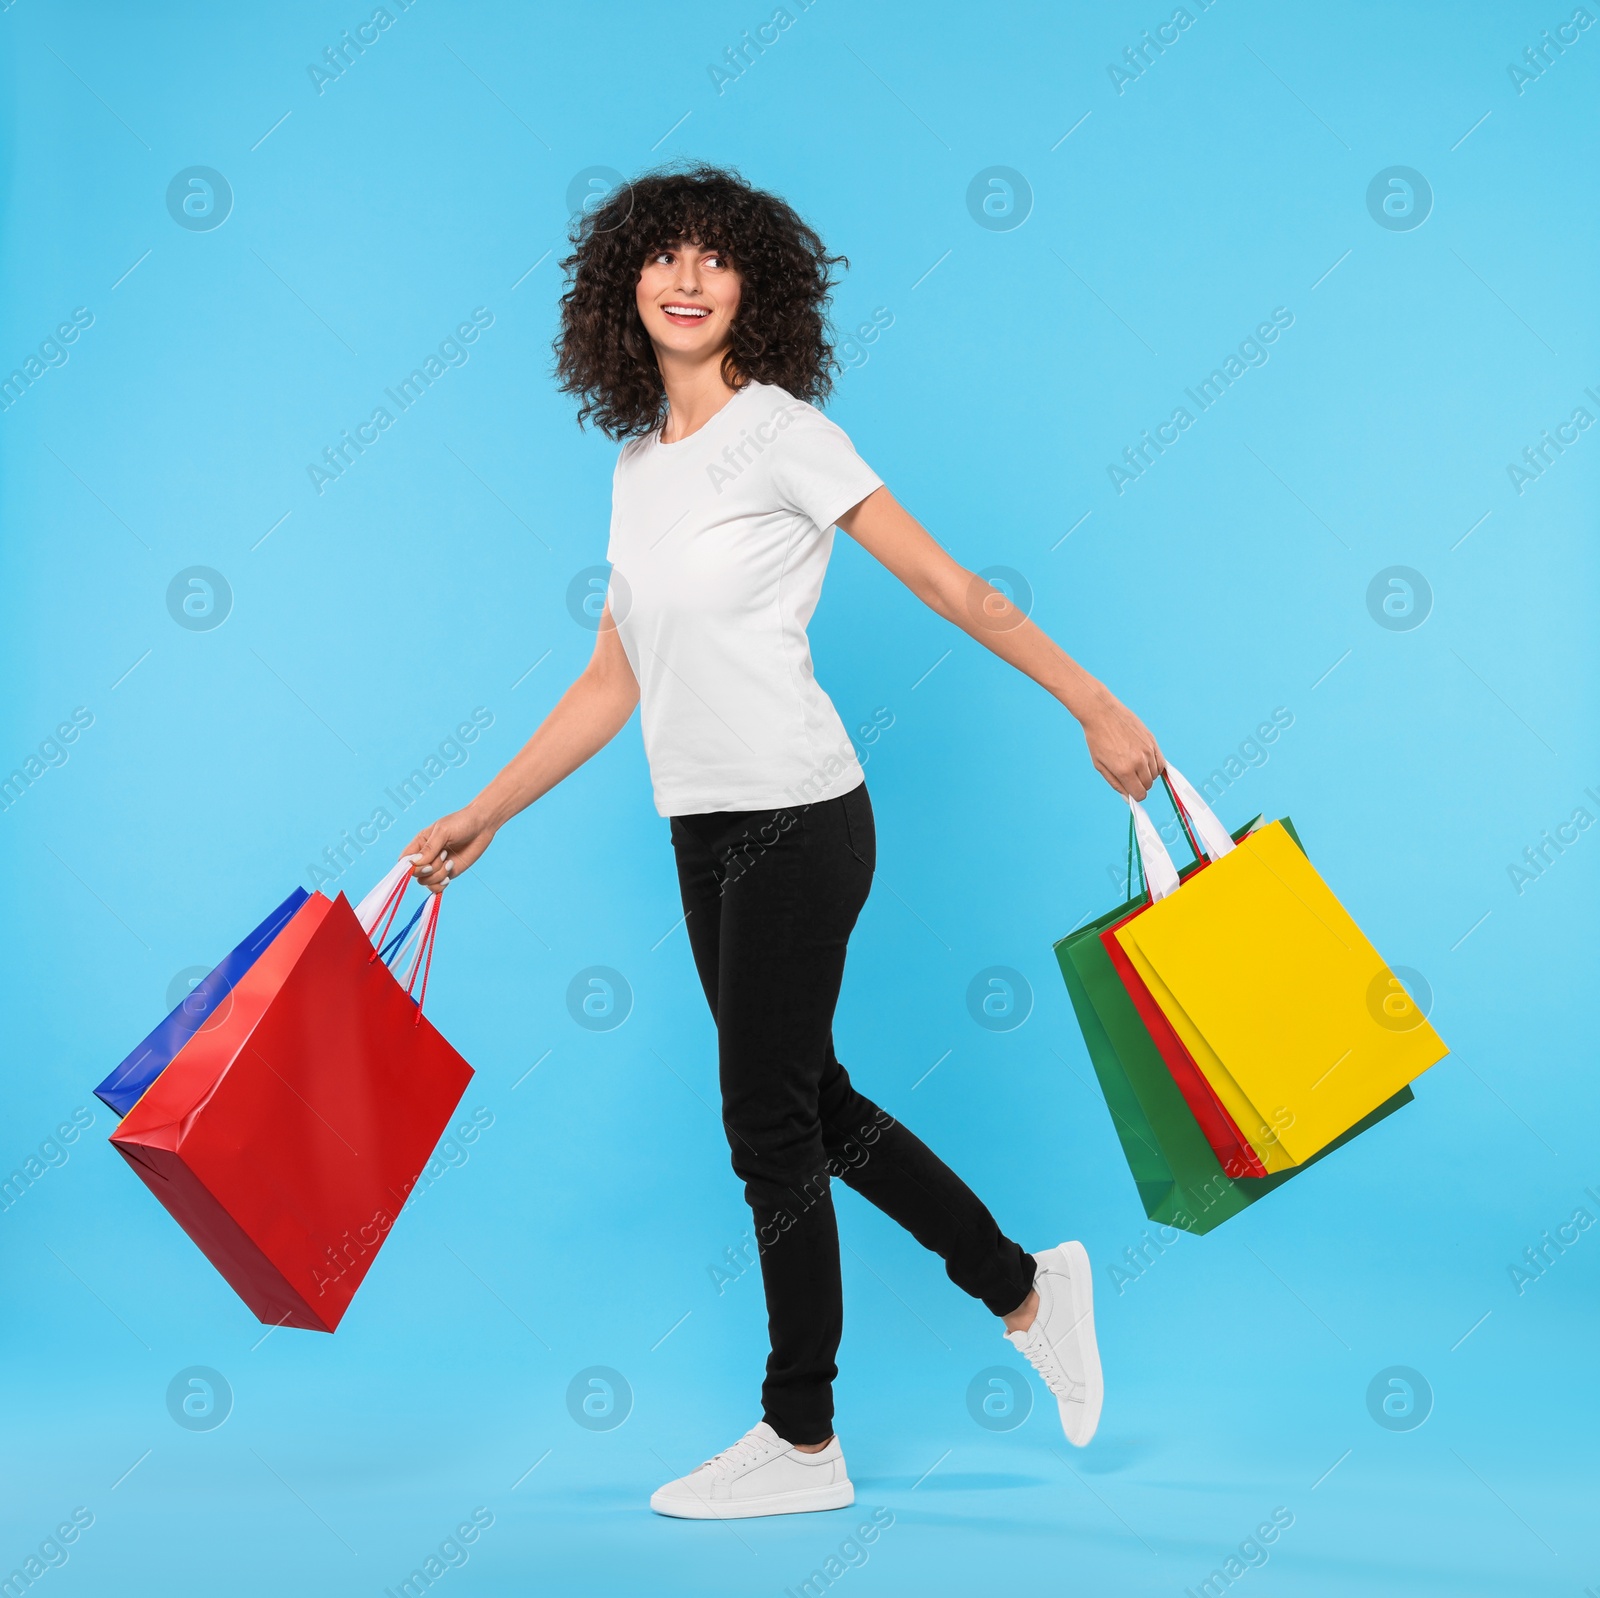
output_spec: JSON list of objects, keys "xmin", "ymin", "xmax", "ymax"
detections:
[{"xmin": 402, "ymin": 805, "xmax": 498, "ymax": 895}]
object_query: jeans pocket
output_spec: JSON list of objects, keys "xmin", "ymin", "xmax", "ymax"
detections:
[{"xmin": 841, "ymin": 783, "xmax": 875, "ymax": 872}]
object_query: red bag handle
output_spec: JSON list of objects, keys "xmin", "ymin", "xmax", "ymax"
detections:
[
  {"xmin": 358, "ymin": 859, "xmax": 443, "ymax": 1021},
  {"xmin": 402, "ymin": 891, "xmax": 442, "ymax": 1023}
]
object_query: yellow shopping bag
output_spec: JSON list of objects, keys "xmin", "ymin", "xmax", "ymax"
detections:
[
  {"xmin": 1117, "ymin": 772, "xmax": 1447, "ymax": 1166},
  {"xmin": 1113, "ymin": 926, "xmax": 1300, "ymax": 1173}
]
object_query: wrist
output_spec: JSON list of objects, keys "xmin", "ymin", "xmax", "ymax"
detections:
[
  {"xmin": 1069, "ymin": 680, "xmax": 1118, "ymax": 728},
  {"xmin": 465, "ymin": 795, "xmax": 503, "ymax": 835}
]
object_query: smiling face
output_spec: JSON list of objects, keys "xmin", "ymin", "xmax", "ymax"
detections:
[{"xmin": 634, "ymin": 240, "xmax": 742, "ymax": 362}]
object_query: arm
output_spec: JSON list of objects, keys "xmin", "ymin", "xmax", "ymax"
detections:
[
  {"xmin": 403, "ymin": 608, "xmax": 640, "ymax": 891},
  {"xmin": 836, "ymin": 486, "xmax": 1163, "ymax": 798}
]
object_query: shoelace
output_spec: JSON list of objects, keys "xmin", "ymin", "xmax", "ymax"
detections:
[
  {"xmin": 1014, "ymin": 1323, "xmax": 1086, "ymax": 1403},
  {"xmin": 700, "ymin": 1428, "xmax": 780, "ymax": 1478}
]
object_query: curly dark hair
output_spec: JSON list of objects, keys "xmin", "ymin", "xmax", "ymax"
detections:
[{"xmin": 554, "ymin": 164, "xmax": 847, "ymax": 440}]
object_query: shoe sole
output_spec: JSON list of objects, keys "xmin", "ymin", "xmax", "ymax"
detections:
[
  {"xmin": 650, "ymin": 1481, "xmax": 855, "ymax": 1520},
  {"xmin": 1055, "ymin": 1239, "xmax": 1104, "ymax": 1447}
]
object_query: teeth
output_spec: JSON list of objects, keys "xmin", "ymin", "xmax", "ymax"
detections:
[{"xmin": 664, "ymin": 305, "xmax": 708, "ymax": 317}]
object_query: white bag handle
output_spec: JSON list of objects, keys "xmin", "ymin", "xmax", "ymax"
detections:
[
  {"xmin": 1127, "ymin": 794, "xmax": 1180, "ymax": 901},
  {"xmin": 350, "ymin": 855, "xmax": 444, "ymax": 1013},
  {"xmin": 1127, "ymin": 763, "xmax": 1234, "ymax": 903},
  {"xmin": 1166, "ymin": 764, "xmax": 1235, "ymax": 863},
  {"xmin": 354, "ymin": 856, "xmax": 420, "ymax": 935}
]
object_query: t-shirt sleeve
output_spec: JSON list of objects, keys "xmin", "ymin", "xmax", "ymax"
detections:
[
  {"xmin": 767, "ymin": 405, "xmax": 883, "ymax": 531},
  {"xmin": 604, "ymin": 445, "xmax": 629, "ymax": 565}
]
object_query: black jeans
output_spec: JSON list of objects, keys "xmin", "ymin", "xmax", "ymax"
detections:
[{"xmin": 670, "ymin": 781, "xmax": 1036, "ymax": 1445}]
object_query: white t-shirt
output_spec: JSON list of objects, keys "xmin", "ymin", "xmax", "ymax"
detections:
[{"xmin": 605, "ymin": 380, "xmax": 882, "ymax": 817}]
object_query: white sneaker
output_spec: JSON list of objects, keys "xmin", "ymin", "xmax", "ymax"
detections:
[
  {"xmin": 1004, "ymin": 1240, "xmax": 1104, "ymax": 1446},
  {"xmin": 649, "ymin": 1421, "xmax": 854, "ymax": 1520}
]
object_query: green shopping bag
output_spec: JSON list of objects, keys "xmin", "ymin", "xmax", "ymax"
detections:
[{"xmin": 1055, "ymin": 813, "xmax": 1413, "ymax": 1235}]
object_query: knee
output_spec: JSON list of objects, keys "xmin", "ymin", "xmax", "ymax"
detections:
[
  {"xmin": 820, "ymin": 1101, "xmax": 896, "ymax": 1161},
  {"xmin": 754, "ymin": 1156, "xmax": 842, "ymax": 1248},
  {"xmin": 723, "ymin": 1117, "xmax": 828, "ymax": 1192}
]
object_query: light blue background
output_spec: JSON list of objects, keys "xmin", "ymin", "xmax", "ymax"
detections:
[{"xmin": 2, "ymin": 2, "xmax": 1596, "ymax": 1594}]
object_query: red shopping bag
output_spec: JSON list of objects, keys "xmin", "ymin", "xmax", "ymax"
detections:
[
  {"xmin": 1099, "ymin": 771, "xmax": 1272, "ymax": 1181},
  {"xmin": 111, "ymin": 869, "xmax": 470, "ymax": 1332},
  {"xmin": 1104, "ymin": 768, "xmax": 1315, "ymax": 1179},
  {"xmin": 1099, "ymin": 905, "xmax": 1268, "ymax": 1180}
]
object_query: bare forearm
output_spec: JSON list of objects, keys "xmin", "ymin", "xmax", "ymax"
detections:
[
  {"xmin": 922, "ymin": 566, "xmax": 1115, "ymax": 723},
  {"xmin": 836, "ymin": 488, "xmax": 1162, "ymax": 796},
  {"xmin": 470, "ymin": 666, "xmax": 637, "ymax": 830},
  {"xmin": 839, "ymin": 488, "xmax": 1113, "ymax": 722},
  {"xmin": 402, "ymin": 610, "xmax": 640, "ymax": 891},
  {"xmin": 928, "ymin": 566, "xmax": 1160, "ymax": 793}
]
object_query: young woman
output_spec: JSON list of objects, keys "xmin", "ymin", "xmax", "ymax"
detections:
[{"xmin": 404, "ymin": 165, "xmax": 1163, "ymax": 1521}]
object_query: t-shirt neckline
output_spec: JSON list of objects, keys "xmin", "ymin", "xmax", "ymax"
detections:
[{"xmin": 653, "ymin": 382, "xmax": 760, "ymax": 451}]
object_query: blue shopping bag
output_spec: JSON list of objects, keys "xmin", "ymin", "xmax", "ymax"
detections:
[
  {"xmin": 95, "ymin": 889, "xmax": 308, "ymax": 1117},
  {"xmin": 94, "ymin": 858, "xmax": 427, "ymax": 1118}
]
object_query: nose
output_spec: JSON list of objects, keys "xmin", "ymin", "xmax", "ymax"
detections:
[{"xmin": 672, "ymin": 257, "xmax": 703, "ymax": 295}]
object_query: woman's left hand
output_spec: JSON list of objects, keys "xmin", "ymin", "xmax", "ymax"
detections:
[{"xmin": 1080, "ymin": 693, "xmax": 1163, "ymax": 800}]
